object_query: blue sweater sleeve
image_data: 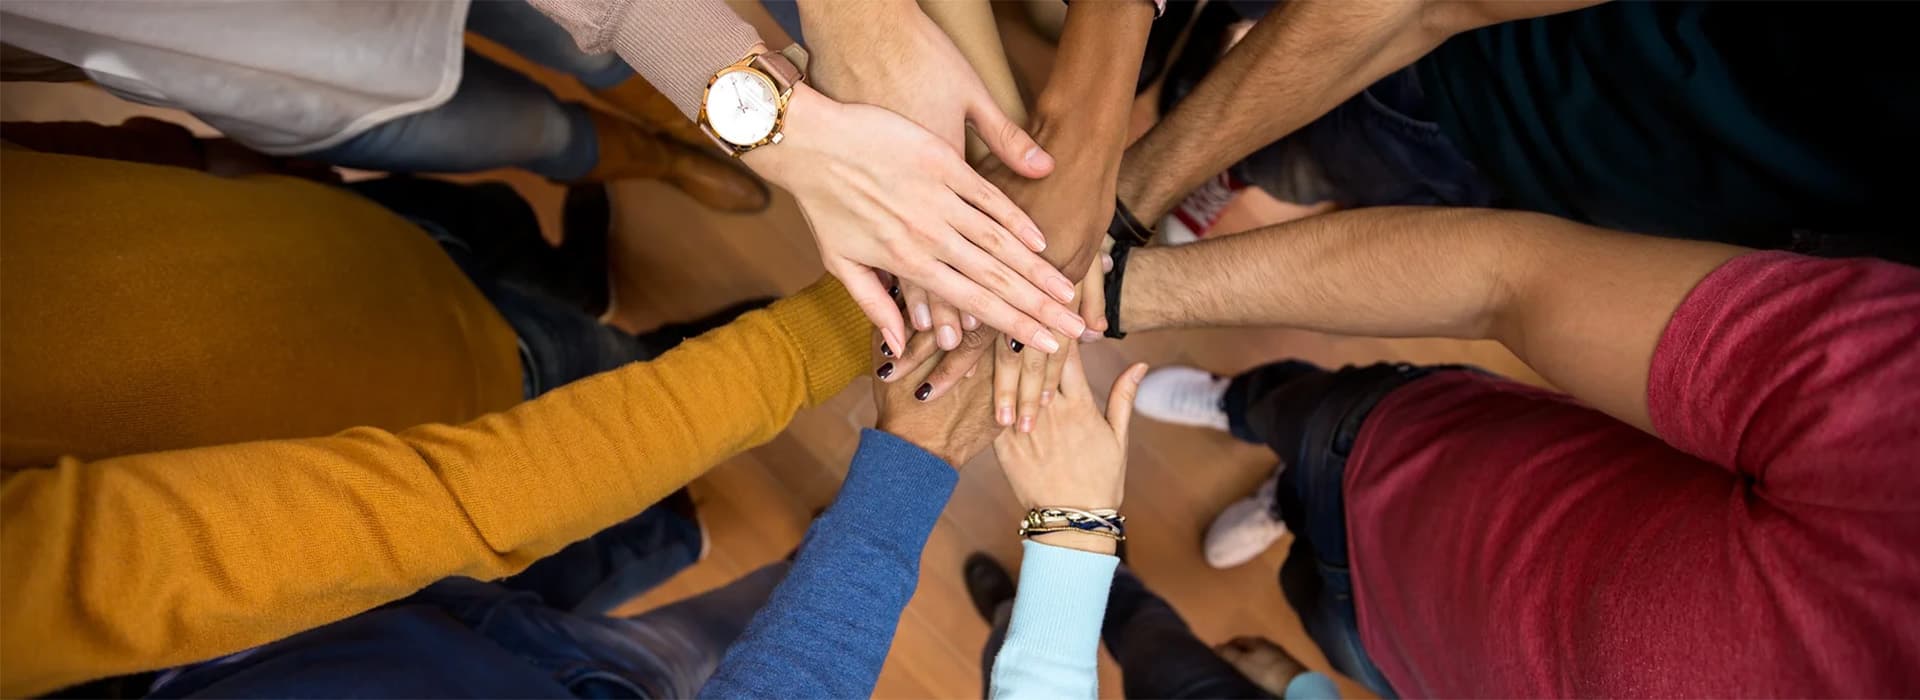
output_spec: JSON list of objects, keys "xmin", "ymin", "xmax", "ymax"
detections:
[
  {"xmin": 698, "ymin": 429, "xmax": 957, "ymax": 699},
  {"xmin": 988, "ymin": 540, "xmax": 1119, "ymax": 699}
]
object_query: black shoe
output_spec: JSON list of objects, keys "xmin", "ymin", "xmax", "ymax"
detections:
[
  {"xmin": 634, "ymin": 297, "xmax": 778, "ymax": 358},
  {"xmin": 963, "ymin": 553, "xmax": 1017, "ymax": 623}
]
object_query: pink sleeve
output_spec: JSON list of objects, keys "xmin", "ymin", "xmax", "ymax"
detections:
[
  {"xmin": 1649, "ymin": 251, "xmax": 1920, "ymax": 511},
  {"xmin": 526, "ymin": 0, "xmax": 762, "ymax": 119}
]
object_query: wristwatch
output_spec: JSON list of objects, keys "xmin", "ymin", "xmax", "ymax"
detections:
[{"xmin": 698, "ymin": 44, "xmax": 809, "ymax": 157}]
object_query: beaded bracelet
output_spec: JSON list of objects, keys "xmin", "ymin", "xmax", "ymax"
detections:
[{"xmin": 1019, "ymin": 507, "xmax": 1126, "ymax": 541}]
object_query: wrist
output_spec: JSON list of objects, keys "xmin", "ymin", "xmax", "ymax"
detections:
[
  {"xmin": 875, "ymin": 422, "xmax": 964, "ymax": 468},
  {"xmin": 1115, "ymin": 244, "xmax": 1166, "ymax": 333},
  {"xmin": 1031, "ymin": 530, "xmax": 1119, "ymax": 556},
  {"xmin": 738, "ymin": 82, "xmax": 833, "ymax": 183}
]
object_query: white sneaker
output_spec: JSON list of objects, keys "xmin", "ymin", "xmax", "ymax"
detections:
[
  {"xmin": 1204, "ymin": 469, "xmax": 1290, "ymax": 569},
  {"xmin": 1135, "ymin": 366, "xmax": 1231, "ymax": 431}
]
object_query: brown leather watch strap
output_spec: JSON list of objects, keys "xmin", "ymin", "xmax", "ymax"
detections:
[{"xmin": 750, "ymin": 47, "xmax": 806, "ymax": 95}]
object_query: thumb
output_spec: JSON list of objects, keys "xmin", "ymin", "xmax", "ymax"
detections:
[
  {"xmin": 830, "ymin": 259, "xmax": 908, "ymax": 355},
  {"xmin": 1106, "ymin": 363, "xmax": 1149, "ymax": 447},
  {"xmin": 967, "ymin": 97, "xmax": 1054, "ymax": 178}
]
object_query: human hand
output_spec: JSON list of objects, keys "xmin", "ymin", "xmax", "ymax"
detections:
[
  {"xmin": 992, "ymin": 344, "xmax": 1146, "ymax": 510},
  {"xmin": 873, "ymin": 331, "xmax": 1001, "ymax": 467},
  {"xmin": 799, "ymin": 0, "xmax": 1054, "ymax": 174},
  {"xmin": 906, "ymin": 148, "xmax": 1122, "ymax": 404},
  {"xmin": 742, "ymin": 85, "xmax": 1085, "ymax": 357}
]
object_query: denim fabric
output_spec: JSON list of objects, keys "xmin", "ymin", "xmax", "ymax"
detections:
[
  {"xmin": 466, "ymin": 0, "xmax": 635, "ymax": 90},
  {"xmin": 307, "ymin": 50, "xmax": 599, "ymax": 180},
  {"xmin": 982, "ymin": 569, "xmax": 1274, "ymax": 699},
  {"xmin": 153, "ymin": 555, "xmax": 788, "ymax": 699},
  {"xmin": 344, "ymin": 177, "xmax": 649, "ymax": 399},
  {"xmin": 1223, "ymin": 361, "xmax": 1472, "ymax": 697},
  {"xmin": 501, "ymin": 494, "xmax": 705, "ymax": 616},
  {"xmin": 302, "ymin": 0, "xmax": 625, "ymax": 179}
]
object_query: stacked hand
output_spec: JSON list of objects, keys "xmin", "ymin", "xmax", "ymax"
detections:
[
  {"xmin": 799, "ymin": 0, "xmax": 1077, "ymax": 354},
  {"xmin": 886, "ymin": 125, "xmax": 1119, "ymax": 436},
  {"xmin": 993, "ymin": 344, "xmax": 1147, "ymax": 554},
  {"xmin": 742, "ymin": 85, "xmax": 1083, "ymax": 357},
  {"xmin": 872, "ymin": 331, "xmax": 1002, "ymax": 468}
]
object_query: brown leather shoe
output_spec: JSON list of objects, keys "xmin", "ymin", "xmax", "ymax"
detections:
[
  {"xmin": 593, "ymin": 76, "xmax": 721, "ymax": 155},
  {"xmin": 582, "ymin": 109, "xmax": 771, "ymax": 214}
]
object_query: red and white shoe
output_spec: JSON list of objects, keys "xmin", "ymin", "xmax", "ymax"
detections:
[{"xmin": 1160, "ymin": 172, "xmax": 1246, "ymax": 245}]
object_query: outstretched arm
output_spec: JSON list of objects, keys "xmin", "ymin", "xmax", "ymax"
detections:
[
  {"xmin": 702, "ymin": 334, "xmax": 1004, "ymax": 697},
  {"xmin": 1118, "ymin": 207, "xmax": 1744, "ymax": 430},
  {"xmin": 1116, "ymin": 0, "xmax": 1604, "ymax": 222},
  {"xmin": 0, "ymin": 277, "xmax": 868, "ymax": 697}
]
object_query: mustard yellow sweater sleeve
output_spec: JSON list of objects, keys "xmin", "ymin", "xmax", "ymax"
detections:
[{"xmin": 0, "ymin": 276, "xmax": 869, "ymax": 697}]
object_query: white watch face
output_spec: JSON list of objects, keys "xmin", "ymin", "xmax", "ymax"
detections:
[{"xmin": 705, "ymin": 70, "xmax": 780, "ymax": 146}]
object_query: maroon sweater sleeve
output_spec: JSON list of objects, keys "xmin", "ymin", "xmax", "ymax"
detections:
[{"xmin": 1649, "ymin": 251, "xmax": 1920, "ymax": 511}]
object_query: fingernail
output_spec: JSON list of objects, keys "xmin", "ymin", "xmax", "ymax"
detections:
[
  {"xmin": 1019, "ymin": 416, "xmax": 1035, "ymax": 433},
  {"xmin": 962, "ymin": 314, "xmax": 980, "ymax": 331},
  {"xmin": 915, "ymin": 383, "xmax": 933, "ymax": 401},
  {"xmin": 1102, "ymin": 253, "xmax": 1114, "ymax": 273},
  {"xmin": 937, "ymin": 325, "xmax": 960, "ymax": 350},
  {"xmin": 1053, "ymin": 311, "xmax": 1087, "ymax": 338},
  {"xmin": 1009, "ymin": 338, "xmax": 1024, "ymax": 353},
  {"xmin": 1023, "ymin": 225, "xmax": 1046, "ymax": 251},
  {"xmin": 1045, "ymin": 277, "xmax": 1076, "ymax": 303},
  {"xmin": 1080, "ymin": 330, "xmax": 1101, "ymax": 342},
  {"xmin": 1041, "ymin": 390, "xmax": 1053, "ymax": 405},
  {"xmin": 889, "ymin": 284, "xmax": 901, "ymax": 298},
  {"xmin": 912, "ymin": 304, "xmax": 931, "ymax": 330},
  {"xmin": 1024, "ymin": 146, "xmax": 1053, "ymax": 171},
  {"xmin": 997, "ymin": 405, "xmax": 1013, "ymax": 426},
  {"xmin": 1031, "ymin": 329, "xmax": 1061, "ymax": 353},
  {"xmin": 876, "ymin": 362, "xmax": 894, "ymax": 379},
  {"xmin": 880, "ymin": 342, "xmax": 894, "ymax": 358}
]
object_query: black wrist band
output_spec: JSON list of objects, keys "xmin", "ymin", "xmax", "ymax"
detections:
[
  {"xmin": 1104, "ymin": 238, "xmax": 1134, "ymax": 339},
  {"xmin": 1107, "ymin": 199, "xmax": 1153, "ymax": 247}
]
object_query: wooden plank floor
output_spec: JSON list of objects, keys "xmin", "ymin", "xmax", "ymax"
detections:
[{"xmin": 2, "ymin": 8, "xmax": 1547, "ymax": 696}]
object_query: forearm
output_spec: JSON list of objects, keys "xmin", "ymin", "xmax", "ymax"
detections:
[
  {"xmin": 0, "ymin": 277, "xmax": 867, "ymax": 697},
  {"xmin": 988, "ymin": 541, "xmax": 1118, "ymax": 699},
  {"xmin": 1115, "ymin": 0, "xmax": 1446, "ymax": 221},
  {"xmin": 700, "ymin": 430, "xmax": 957, "ymax": 698},
  {"xmin": 1121, "ymin": 207, "xmax": 1743, "ymax": 427},
  {"xmin": 527, "ymin": 0, "xmax": 761, "ymax": 119},
  {"xmin": 1027, "ymin": 0, "xmax": 1156, "ymax": 270}
]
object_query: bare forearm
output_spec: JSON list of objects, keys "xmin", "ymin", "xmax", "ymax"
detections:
[
  {"xmin": 1124, "ymin": 207, "xmax": 1513, "ymax": 339},
  {"xmin": 1117, "ymin": 1, "xmax": 1441, "ymax": 221},
  {"xmin": 1026, "ymin": 0, "xmax": 1156, "ymax": 269},
  {"xmin": 1122, "ymin": 207, "xmax": 1743, "ymax": 428}
]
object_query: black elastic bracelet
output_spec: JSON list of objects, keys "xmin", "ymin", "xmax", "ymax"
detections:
[
  {"xmin": 1104, "ymin": 238, "xmax": 1134, "ymax": 339},
  {"xmin": 1107, "ymin": 199, "xmax": 1153, "ymax": 247}
]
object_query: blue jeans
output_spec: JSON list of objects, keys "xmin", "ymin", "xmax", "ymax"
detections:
[
  {"xmin": 152, "ymin": 509, "xmax": 786, "ymax": 698},
  {"xmin": 1222, "ymin": 361, "xmax": 1477, "ymax": 698},
  {"xmin": 305, "ymin": 0, "xmax": 634, "ymax": 180}
]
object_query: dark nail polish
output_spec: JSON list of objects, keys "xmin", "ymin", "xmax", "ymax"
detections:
[
  {"xmin": 914, "ymin": 383, "xmax": 932, "ymax": 401},
  {"xmin": 1009, "ymin": 339, "xmax": 1024, "ymax": 353},
  {"xmin": 888, "ymin": 285, "xmax": 901, "ymax": 298},
  {"xmin": 876, "ymin": 362, "xmax": 894, "ymax": 379},
  {"xmin": 881, "ymin": 343, "xmax": 894, "ymax": 358}
]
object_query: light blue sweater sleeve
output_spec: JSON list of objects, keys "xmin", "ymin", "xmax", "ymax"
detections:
[
  {"xmin": 699, "ymin": 429, "xmax": 956, "ymax": 699},
  {"xmin": 987, "ymin": 540, "xmax": 1120, "ymax": 699}
]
